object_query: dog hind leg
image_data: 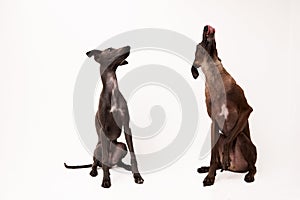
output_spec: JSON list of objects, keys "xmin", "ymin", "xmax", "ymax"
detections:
[
  {"xmin": 243, "ymin": 121, "xmax": 251, "ymax": 139},
  {"xmin": 111, "ymin": 142, "xmax": 131, "ymax": 171},
  {"xmin": 197, "ymin": 166, "xmax": 210, "ymax": 173},
  {"xmin": 238, "ymin": 133, "xmax": 257, "ymax": 183}
]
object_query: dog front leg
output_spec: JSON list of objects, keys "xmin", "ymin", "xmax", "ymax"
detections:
[
  {"xmin": 100, "ymin": 130, "xmax": 111, "ymax": 188},
  {"xmin": 203, "ymin": 150, "xmax": 220, "ymax": 187},
  {"xmin": 198, "ymin": 121, "xmax": 220, "ymax": 173},
  {"xmin": 124, "ymin": 126, "xmax": 144, "ymax": 184},
  {"xmin": 203, "ymin": 121, "xmax": 220, "ymax": 186},
  {"xmin": 223, "ymin": 107, "xmax": 253, "ymax": 169}
]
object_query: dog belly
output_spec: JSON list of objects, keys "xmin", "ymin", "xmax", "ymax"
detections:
[{"xmin": 105, "ymin": 127, "xmax": 121, "ymax": 141}]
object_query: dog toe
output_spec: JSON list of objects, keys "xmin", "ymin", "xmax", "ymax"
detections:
[
  {"xmin": 244, "ymin": 174, "xmax": 255, "ymax": 183},
  {"xmin": 90, "ymin": 170, "xmax": 98, "ymax": 177},
  {"xmin": 101, "ymin": 178, "xmax": 111, "ymax": 188},
  {"xmin": 203, "ymin": 175, "xmax": 215, "ymax": 186},
  {"xmin": 134, "ymin": 173, "xmax": 144, "ymax": 184},
  {"xmin": 135, "ymin": 177, "xmax": 144, "ymax": 184},
  {"xmin": 222, "ymin": 157, "xmax": 231, "ymax": 170},
  {"xmin": 101, "ymin": 181, "xmax": 111, "ymax": 188}
]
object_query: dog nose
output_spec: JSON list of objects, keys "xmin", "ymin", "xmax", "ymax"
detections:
[
  {"xmin": 125, "ymin": 46, "xmax": 131, "ymax": 51},
  {"xmin": 204, "ymin": 25, "xmax": 209, "ymax": 33},
  {"xmin": 86, "ymin": 51, "xmax": 92, "ymax": 57}
]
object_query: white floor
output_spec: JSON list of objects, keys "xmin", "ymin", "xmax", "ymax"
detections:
[{"xmin": 2, "ymin": 137, "xmax": 299, "ymax": 200}]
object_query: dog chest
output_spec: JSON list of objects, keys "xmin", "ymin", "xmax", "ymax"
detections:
[{"xmin": 212, "ymin": 102, "xmax": 238, "ymax": 133}]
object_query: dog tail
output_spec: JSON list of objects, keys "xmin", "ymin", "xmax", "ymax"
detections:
[{"xmin": 64, "ymin": 162, "xmax": 92, "ymax": 169}]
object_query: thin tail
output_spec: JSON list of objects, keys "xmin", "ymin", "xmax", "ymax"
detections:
[{"xmin": 64, "ymin": 162, "xmax": 92, "ymax": 169}]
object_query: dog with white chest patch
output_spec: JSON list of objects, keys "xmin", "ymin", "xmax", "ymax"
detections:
[
  {"xmin": 192, "ymin": 25, "xmax": 257, "ymax": 186},
  {"xmin": 64, "ymin": 46, "xmax": 144, "ymax": 188}
]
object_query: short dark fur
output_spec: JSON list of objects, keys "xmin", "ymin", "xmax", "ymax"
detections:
[
  {"xmin": 65, "ymin": 46, "xmax": 143, "ymax": 188},
  {"xmin": 192, "ymin": 26, "xmax": 257, "ymax": 186}
]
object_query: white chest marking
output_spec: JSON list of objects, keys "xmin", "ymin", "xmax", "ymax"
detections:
[
  {"xmin": 109, "ymin": 77, "xmax": 118, "ymax": 111},
  {"xmin": 108, "ymin": 77, "xmax": 117, "ymax": 91},
  {"xmin": 219, "ymin": 104, "xmax": 229, "ymax": 120},
  {"xmin": 110, "ymin": 105, "xmax": 117, "ymax": 112},
  {"xmin": 110, "ymin": 106, "xmax": 124, "ymax": 115}
]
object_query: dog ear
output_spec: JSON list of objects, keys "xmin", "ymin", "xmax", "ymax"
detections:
[
  {"xmin": 191, "ymin": 66, "xmax": 199, "ymax": 79},
  {"xmin": 120, "ymin": 60, "xmax": 128, "ymax": 65}
]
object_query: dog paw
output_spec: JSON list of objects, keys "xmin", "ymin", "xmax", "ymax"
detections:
[
  {"xmin": 134, "ymin": 173, "xmax": 144, "ymax": 184},
  {"xmin": 222, "ymin": 152, "xmax": 231, "ymax": 170},
  {"xmin": 197, "ymin": 166, "xmax": 210, "ymax": 173},
  {"xmin": 101, "ymin": 178, "xmax": 111, "ymax": 188},
  {"xmin": 90, "ymin": 170, "xmax": 98, "ymax": 177},
  {"xmin": 244, "ymin": 173, "xmax": 255, "ymax": 183},
  {"xmin": 223, "ymin": 160, "xmax": 231, "ymax": 170},
  {"xmin": 203, "ymin": 175, "xmax": 215, "ymax": 186}
]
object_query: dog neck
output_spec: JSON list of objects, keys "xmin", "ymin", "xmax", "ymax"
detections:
[
  {"xmin": 201, "ymin": 60, "xmax": 223, "ymax": 83},
  {"xmin": 101, "ymin": 70, "xmax": 119, "ymax": 93},
  {"xmin": 201, "ymin": 60, "xmax": 235, "ymax": 102}
]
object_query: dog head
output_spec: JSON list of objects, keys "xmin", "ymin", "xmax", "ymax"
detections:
[
  {"xmin": 191, "ymin": 25, "xmax": 220, "ymax": 79},
  {"xmin": 86, "ymin": 46, "xmax": 130, "ymax": 70}
]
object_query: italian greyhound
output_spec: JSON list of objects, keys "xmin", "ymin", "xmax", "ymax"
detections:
[
  {"xmin": 192, "ymin": 25, "xmax": 257, "ymax": 186},
  {"xmin": 65, "ymin": 46, "xmax": 144, "ymax": 188}
]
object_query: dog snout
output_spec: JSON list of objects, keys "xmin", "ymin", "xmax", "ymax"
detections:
[
  {"xmin": 123, "ymin": 46, "xmax": 131, "ymax": 53},
  {"xmin": 205, "ymin": 25, "xmax": 215, "ymax": 34},
  {"xmin": 125, "ymin": 46, "xmax": 130, "ymax": 51},
  {"xmin": 120, "ymin": 46, "xmax": 131, "ymax": 57},
  {"xmin": 203, "ymin": 25, "xmax": 215, "ymax": 41}
]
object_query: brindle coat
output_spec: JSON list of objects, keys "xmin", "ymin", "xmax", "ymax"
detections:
[{"xmin": 192, "ymin": 26, "xmax": 257, "ymax": 186}]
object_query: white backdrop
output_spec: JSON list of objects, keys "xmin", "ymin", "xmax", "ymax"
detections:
[{"xmin": 1, "ymin": 0, "xmax": 300, "ymax": 199}]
